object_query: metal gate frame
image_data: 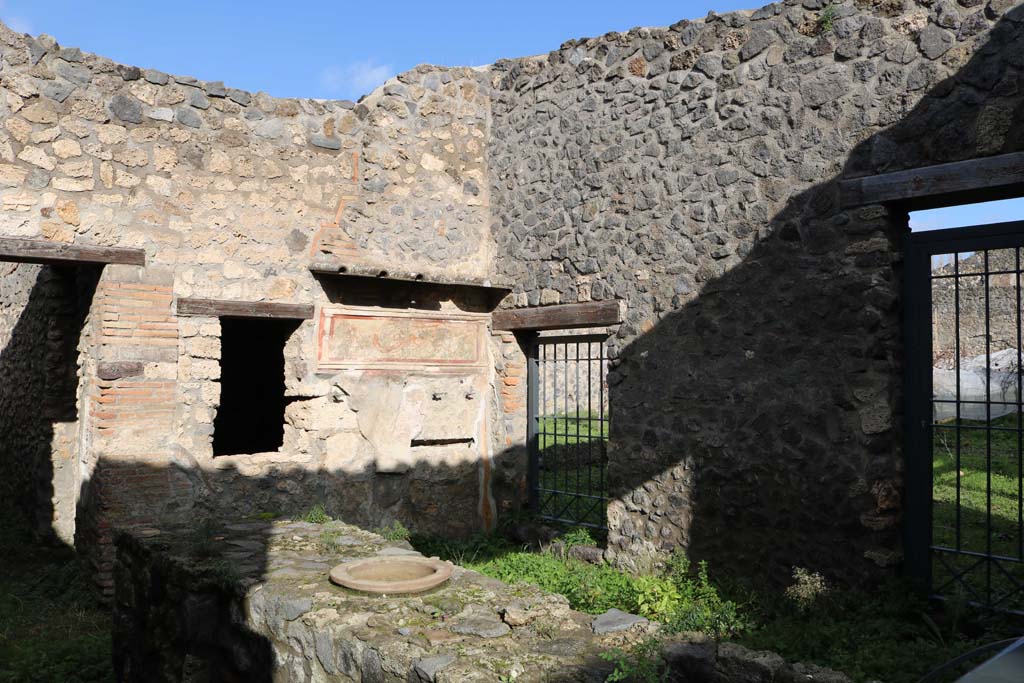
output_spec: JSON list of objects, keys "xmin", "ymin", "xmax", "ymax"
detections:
[
  {"xmin": 527, "ymin": 333, "xmax": 610, "ymax": 529},
  {"xmin": 905, "ymin": 219, "xmax": 1024, "ymax": 611}
]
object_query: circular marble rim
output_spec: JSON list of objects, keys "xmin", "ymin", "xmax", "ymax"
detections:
[{"xmin": 329, "ymin": 556, "xmax": 453, "ymax": 594}]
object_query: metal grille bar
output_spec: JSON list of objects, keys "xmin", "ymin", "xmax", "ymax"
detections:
[
  {"xmin": 527, "ymin": 334, "xmax": 609, "ymax": 529},
  {"xmin": 907, "ymin": 221, "xmax": 1024, "ymax": 614}
]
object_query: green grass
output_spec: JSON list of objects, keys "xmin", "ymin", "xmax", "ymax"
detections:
[
  {"xmin": 536, "ymin": 412, "xmax": 609, "ymax": 527},
  {"xmin": 0, "ymin": 521, "xmax": 113, "ymax": 683},
  {"xmin": 414, "ymin": 530, "xmax": 1023, "ymax": 683},
  {"xmin": 412, "ymin": 532, "xmax": 746, "ymax": 638},
  {"xmin": 817, "ymin": 2, "xmax": 838, "ymax": 34},
  {"xmin": 733, "ymin": 579, "xmax": 1013, "ymax": 683},
  {"xmin": 538, "ymin": 413, "xmax": 608, "ymax": 444},
  {"xmin": 728, "ymin": 412, "xmax": 1024, "ymax": 682},
  {"xmin": 932, "ymin": 414, "xmax": 1024, "ymax": 609}
]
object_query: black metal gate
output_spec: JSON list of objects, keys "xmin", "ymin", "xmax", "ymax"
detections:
[
  {"xmin": 906, "ymin": 220, "xmax": 1024, "ymax": 612},
  {"xmin": 527, "ymin": 334, "xmax": 609, "ymax": 529}
]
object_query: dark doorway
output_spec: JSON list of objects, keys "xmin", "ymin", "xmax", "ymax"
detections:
[{"xmin": 213, "ymin": 317, "xmax": 299, "ymax": 456}]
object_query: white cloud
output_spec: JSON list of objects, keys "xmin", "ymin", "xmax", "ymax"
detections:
[
  {"xmin": 319, "ymin": 59, "xmax": 394, "ymax": 100},
  {"xmin": 4, "ymin": 15, "xmax": 33, "ymax": 34}
]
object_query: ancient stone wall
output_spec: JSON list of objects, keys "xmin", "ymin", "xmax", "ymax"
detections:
[
  {"xmin": 0, "ymin": 22, "xmax": 503, "ymax": 590},
  {"xmin": 488, "ymin": 0, "xmax": 1024, "ymax": 581},
  {"xmin": 0, "ymin": 262, "xmax": 95, "ymax": 542},
  {"xmin": 0, "ymin": 263, "xmax": 51, "ymax": 532},
  {"xmin": 932, "ymin": 250, "xmax": 1023, "ymax": 368},
  {"xmin": 4, "ymin": 0, "xmax": 1024, "ymax": 592}
]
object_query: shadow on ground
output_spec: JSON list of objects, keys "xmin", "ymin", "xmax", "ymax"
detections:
[{"xmin": 1, "ymin": 6, "xmax": 1024, "ymax": 682}]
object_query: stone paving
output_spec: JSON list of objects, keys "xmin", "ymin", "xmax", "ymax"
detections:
[{"xmin": 114, "ymin": 519, "xmax": 657, "ymax": 681}]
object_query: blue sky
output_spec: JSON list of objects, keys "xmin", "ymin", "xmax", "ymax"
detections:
[
  {"xmin": 0, "ymin": 1, "xmax": 756, "ymax": 100},
  {"xmin": 4, "ymin": 1, "xmax": 1023, "ymax": 229},
  {"xmin": 911, "ymin": 199, "xmax": 1024, "ymax": 232}
]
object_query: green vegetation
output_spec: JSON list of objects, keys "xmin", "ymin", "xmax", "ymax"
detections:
[
  {"xmin": 318, "ymin": 528, "xmax": 346, "ymax": 552},
  {"xmin": 817, "ymin": 3, "xmax": 839, "ymax": 34},
  {"xmin": 783, "ymin": 566, "xmax": 830, "ymax": 612},
  {"xmin": 414, "ymin": 531, "xmax": 1021, "ymax": 683},
  {"xmin": 6, "ymin": 401, "xmax": 1023, "ymax": 683},
  {"xmin": 185, "ymin": 517, "xmax": 221, "ymax": 558},
  {"xmin": 303, "ymin": 503, "xmax": 331, "ymax": 524},
  {"xmin": 600, "ymin": 638, "xmax": 667, "ymax": 683},
  {"xmin": 0, "ymin": 522, "xmax": 113, "ymax": 683},
  {"xmin": 932, "ymin": 414, "xmax": 1024, "ymax": 607},
  {"xmin": 560, "ymin": 526, "xmax": 598, "ymax": 549},
  {"xmin": 538, "ymin": 412, "xmax": 608, "ymax": 444},
  {"xmin": 734, "ymin": 578, "xmax": 1014, "ymax": 683},
  {"xmin": 413, "ymin": 533, "xmax": 746, "ymax": 638},
  {"xmin": 374, "ymin": 520, "xmax": 411, "ymax": 542},
  {"xmin": 536, "ymin": 412, "xmax": 609, "ymax": 527}
]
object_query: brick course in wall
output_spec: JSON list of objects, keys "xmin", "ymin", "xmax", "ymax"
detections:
[
  {"xmin": 1, "ymin": 0, "xmax": 1022, "ymax": 592},
  {"xmin": 0, "ymin": 17, "xmax": 501, "ymax": 594}
]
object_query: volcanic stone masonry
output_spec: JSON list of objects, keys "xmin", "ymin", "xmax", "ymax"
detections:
[
  {"xmin": 488, "ymin": 0, "xmax": 1024, "ymax": 580},
  {"xmin": 0, "ymin": 0, "xmax": 1023, "ymax": 594}
]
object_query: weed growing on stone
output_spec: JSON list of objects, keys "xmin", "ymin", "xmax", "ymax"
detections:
[
  {"xmin": 600, "ymin": 638, "xmax": 668, "ymax": 683},
  {"xmin": 318, "ymin": 529, "xmax": 343, "ymax": 552},
  {"xmin": 186, "ymin": 517, "xmax": 221, "ymax": 559},
  {"xmin": 533, "ymin": 621, "xmax": 556, "ymax": 639},
  {"xmin": 413, "ymin": 534, "xmax": 746, "ymax": 638},
  {"xmin": 374, "ymin": 520, "xmax": 411, "ymax": 541},
  {"xmin": 783, "ymin": 566, "xmax": 830, "ymax": 612},
  {"xmin": 817, "ymin": 3, "xmax": 839, "ymax": 34},
  {"xmin": 303, "ymin": 503, "xmax": 331, "ymax": 524}
]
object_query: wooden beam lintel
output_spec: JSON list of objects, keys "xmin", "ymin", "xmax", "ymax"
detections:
[
  {"xmin": 840, "ymin": 151, "xmax": 1024, "ymax": 209},
  {"xmin": 176, "ymin": 298, "xmax": 314, "ymax": 320},
  {"xmin": 492, "ymin": 300, "xmax": 623, "ymax": 332},
  {"xmin": 0, "ymin": 238, "xmax": 146, "ymax": 266}
]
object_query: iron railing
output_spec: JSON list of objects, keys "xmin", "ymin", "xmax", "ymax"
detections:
[
  {"xmin": 527, "ymin": 334, "xmax": 609, "ymax": 529},
  {"xmin": 906, "ymin": 220, "xmax": 1024, "ymax": 613}
]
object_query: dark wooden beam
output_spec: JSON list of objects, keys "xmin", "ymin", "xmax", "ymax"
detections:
[
  {"xmin": 0, "ymin": 238, "xmax": 146, "ymax": 266},
  {"xmin": 176, "ymin": 298, "xmax": 314, "ymax": 319},
  {"xmin": 840, "ymin": 152, "xmax": 1024, "ymax": 209},
  {"xmin": 492, "ymin": 300, "xmax": 623, "ymax": 331}
]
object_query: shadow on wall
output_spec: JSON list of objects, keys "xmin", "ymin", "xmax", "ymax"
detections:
[
  {"xmin": 0, "ymin": 262, "xmax": 98, "ymax": 543},
  {"xmin": 600, "ymin": 5, "xmax": 1024, "ymax": 586},
  {"xmin": 3, "ymin": 6, "xmax": 1024, "ymax": 677}
]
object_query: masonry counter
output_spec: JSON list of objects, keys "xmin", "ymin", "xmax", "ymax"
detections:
[{"xmin": 112, "ymin": 519, "xmax": 651, "ymax": 682}]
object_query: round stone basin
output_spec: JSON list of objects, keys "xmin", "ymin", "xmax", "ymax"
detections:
[{"xmin": 329, "ymin": 556, "xmax": 453, "ymax": 594}]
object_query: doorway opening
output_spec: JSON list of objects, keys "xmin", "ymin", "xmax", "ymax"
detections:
[
  {"xmin": 527, "ymin": 333, "xmax": 610, "ymax": 529},
  {"xmin": 905, "ymin": 199, "xmax": 1024, "ymax": 612},
  {"xmin": 212, "ymin": 317, "xmax": 300, "ymax": 457}
]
